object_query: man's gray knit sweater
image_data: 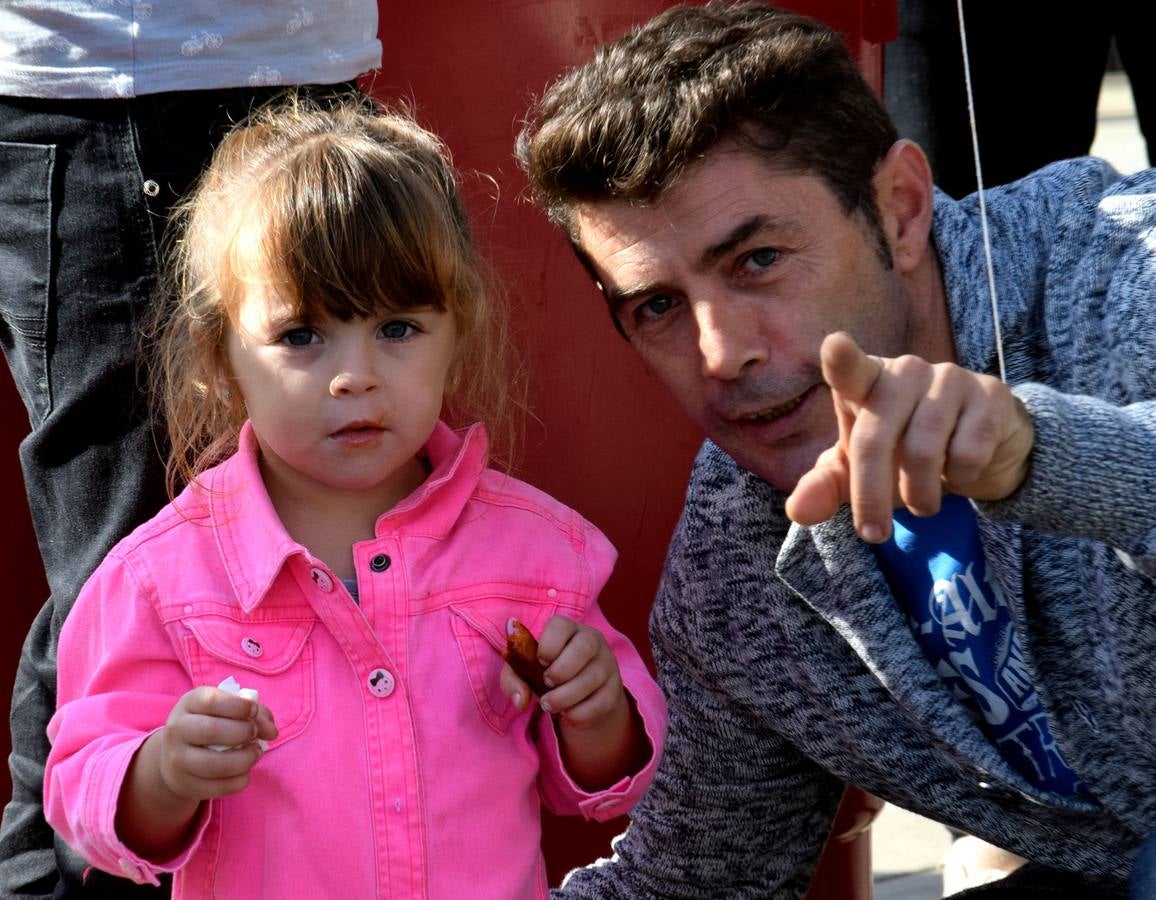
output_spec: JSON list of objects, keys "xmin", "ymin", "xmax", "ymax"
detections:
[{"xmin": 557, "ymin": 158, "xmax": 1156, "ymax": 898}]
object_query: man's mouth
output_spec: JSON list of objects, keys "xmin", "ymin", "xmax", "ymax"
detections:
[{"xmin": 734, "ymin": 388, "xmax": 810, "ymax": 424}]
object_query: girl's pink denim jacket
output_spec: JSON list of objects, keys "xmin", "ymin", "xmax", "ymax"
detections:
[{"xmin": 45, "ymin": 422, "xmax": 667, "ymax": 899}]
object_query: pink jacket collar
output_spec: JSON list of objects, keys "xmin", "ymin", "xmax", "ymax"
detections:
[{"xmin": 196, "ymin": 420, "xmax": 488, "ymax": 614}]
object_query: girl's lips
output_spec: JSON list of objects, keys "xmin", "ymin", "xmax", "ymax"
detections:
[{"xmin": 330, "ymin": 422, "xmax": 385, "ymax": 445}]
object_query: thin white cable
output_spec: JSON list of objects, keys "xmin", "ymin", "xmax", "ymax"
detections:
[{"xmin": 955, "ymin": 0, "xmax": 1008, "ymax": 384}]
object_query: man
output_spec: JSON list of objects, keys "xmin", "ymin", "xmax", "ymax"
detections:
[{"xmin": 517, "ymin": 2, "xmax": 1156, "ymax": 896}]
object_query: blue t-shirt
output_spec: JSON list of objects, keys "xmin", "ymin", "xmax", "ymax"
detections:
[{"xmin": 873, "ymin": 494, "xmax": 1087, "ymax": 797}]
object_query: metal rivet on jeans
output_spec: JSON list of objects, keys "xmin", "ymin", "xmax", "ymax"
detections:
[
  {"xmin": 142, "ymin": 179, "xmax": 160, "ymax": 197},
  {"xmin": 370, "ymin": 553, "xmax": 391, "ymax": 572}
]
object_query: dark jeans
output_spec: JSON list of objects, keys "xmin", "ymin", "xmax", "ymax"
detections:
[
  {"xmin": 885, "ymin": 0, "xmax": 1156, "ymax": 199},
  {"xmin": 1132, "ymin": 830, "xmax": 1156, "ymax": 899},
  {"xmin": 0, "ymin": 84, "xmax": 349, "ymax": 899}
]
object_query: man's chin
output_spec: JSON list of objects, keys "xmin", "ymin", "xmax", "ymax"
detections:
[{"xmin": 717, "ymin": 443, "xmax": 811, "ymax": 494}]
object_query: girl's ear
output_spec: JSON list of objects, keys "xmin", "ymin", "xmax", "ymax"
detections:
[
  {"xmin": 872, "ymin": 139, "xmax": 935, "ymax": 274},
  {"xmin": 445, "ymin": 358, "xmax": 463, "ymax": 395}
]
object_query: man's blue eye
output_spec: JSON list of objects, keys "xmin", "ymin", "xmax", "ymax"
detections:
[
  {"xmin": 641, "ymin": 295, "xmax": 675, "ymax": 318},
  {"xmin": 282, "ymin": 327, "xmax": 316, "ymax": 346},
  {"xmin": 747, "ymin": 248, "xmax": 778, "ymax": 269},
  {"xmin": 381, "ymin": 320, "xmax": 416, "ymax": 340}
]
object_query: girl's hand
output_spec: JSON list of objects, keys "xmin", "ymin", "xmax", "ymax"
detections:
[
  {"xmin": 501, "ymin": 615, "xmax": 649, "ymax": 790},
  {"xmin": 158, "ymin": 686, "xmax": 279, "ymax": 801},
  {"xmin": 501, "ymin": 616, "xmax": 625, "ymax": 723},
  {"xmin": 116, "ymin": 686, "xmax": 277, "ymax": 860}
]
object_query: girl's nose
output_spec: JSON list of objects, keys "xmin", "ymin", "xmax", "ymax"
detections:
[
  {"xmin": 329, "ymin": 345, "xmax": 380, "ymax": 396},
  {"xmin": 330, "ymin": 370, "xmax": 378, "ymax": 396}
]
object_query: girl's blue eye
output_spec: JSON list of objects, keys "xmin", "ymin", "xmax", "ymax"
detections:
[
  {"xmin": 380, "ymin": 320, "xmax": 417, "ymax": 340},
  {"xmin": 281, "ymin": 327, "xmax": 317, "ymax": 347}
]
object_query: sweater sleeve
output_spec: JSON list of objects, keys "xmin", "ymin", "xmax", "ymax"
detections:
[
  {"xmin": 976, "ymin": 384, "xmax": 1156, "ymax": 578},
  {"xmin": 552, "ymin": 511, "xmax": 844, "ymax": 898},
  {"xmin": 974, "ymin": 168, "xmax": 1156, "ymax": 576},
  {"xmin": 44, "ymin": 553, "xmax": 207, "ymax": 885}
]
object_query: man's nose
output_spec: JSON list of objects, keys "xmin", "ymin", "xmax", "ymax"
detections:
[{"xmin": 694, "ymin": 297, "xmax": 768, "ymax": 380}]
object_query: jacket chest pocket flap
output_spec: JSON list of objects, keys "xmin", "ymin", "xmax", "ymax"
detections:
[
  {"xmin": 450, "ymin": 600, "xmax": 552, "ymax": 736},
  {"xmin": 181, "ymin": 616, "xmax": 316, "ymax": 747}
]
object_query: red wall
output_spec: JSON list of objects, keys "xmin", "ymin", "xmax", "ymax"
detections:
[
  {"xmin": 0, "ymin": 0, "xmax": 895, "ymax": 889},
  {"xmin": 363, "ymin": 1, "xmax": 895, "ymax": 883}
]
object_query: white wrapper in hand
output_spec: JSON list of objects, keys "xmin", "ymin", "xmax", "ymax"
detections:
[{"xmin": 209, "ymin": 676, "xmax": 267, "ymax": 751}]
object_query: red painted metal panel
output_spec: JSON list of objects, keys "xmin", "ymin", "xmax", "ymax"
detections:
[
  {"xmin": 364, "ymin": 2, "xmax": 894, "ymax": 891},
  {"xmin": 0, "ymin": 364, "xmax": 48, "ymax": 796},
  {"xmin": 0, "ymin": 1, "xmax": 895, "ymax": 894}
]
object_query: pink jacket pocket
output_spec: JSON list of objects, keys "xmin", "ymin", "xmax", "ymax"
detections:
[
  {"xmin": 180, "ymin": 615, "xmax": 316, "ymax": 747},
  {"xmin": 449, "ymin": 600, "xmax": 551, "ymax": 736}
]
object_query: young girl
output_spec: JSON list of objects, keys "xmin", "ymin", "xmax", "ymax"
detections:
[{"xmin": 43, "ymin": 96, "xmax": 666, "ymax": 898}]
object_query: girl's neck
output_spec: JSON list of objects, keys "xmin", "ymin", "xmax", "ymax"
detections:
[{"xmin": 259, "ymin": 453, "xmax": 431, "ymax": 580}]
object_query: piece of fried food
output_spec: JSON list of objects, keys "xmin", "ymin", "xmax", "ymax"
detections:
[{"xmin": 503, "ymin": 619, "xmax": 550, "ymax": 696}]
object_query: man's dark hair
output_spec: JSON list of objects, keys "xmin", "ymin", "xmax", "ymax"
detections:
[{"xmin": 517, "ymin": 1, "xmax": 899, "ymax": 244}]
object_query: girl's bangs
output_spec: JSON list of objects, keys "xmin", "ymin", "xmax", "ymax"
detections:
[{"xmin": 245, "ymin": 141, "xmax": 467, "ymax": 323}]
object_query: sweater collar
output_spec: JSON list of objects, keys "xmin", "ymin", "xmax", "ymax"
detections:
[{"xmin": 931, "ymin": 187, "xmax": 1004, "ymax": 378}]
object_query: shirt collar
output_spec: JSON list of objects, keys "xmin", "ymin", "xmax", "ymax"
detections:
[{"xmin": 201, "ymin": 420, "xmax": 488, "ymax": 613}]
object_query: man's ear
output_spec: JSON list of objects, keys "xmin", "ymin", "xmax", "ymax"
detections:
[{"xmin": 873, "ymin": 140, "xmax": 935, "ymax": 274}]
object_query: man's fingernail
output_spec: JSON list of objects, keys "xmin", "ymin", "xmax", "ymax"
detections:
[
  {"xmin": 540, "ymin": 698, "xmax": 553, "ymax": 714},
  {"xmin": 860, "ymin": 523, "xmax": 883, "ymax": 543}
]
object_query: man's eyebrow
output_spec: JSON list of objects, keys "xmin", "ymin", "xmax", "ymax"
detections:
[
  {"xmin": 603, "ymin": 280, "xmax": 661, "ymax": 312},
  {"xmin": 599, "ymin": 214, "xmax": 786, "ymax": 316},
  {"xmin": 699, "ymin": 214, "xmax": 777, "ymax": 268}
]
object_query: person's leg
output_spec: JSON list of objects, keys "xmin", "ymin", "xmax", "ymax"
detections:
[
  {"xmin": 941, "ymin": 835, "xmax": 1026, "ymax": 895},
  {"xmin": 887, "ymin": 0, "xmax": 1112, "ymax": 198},
  {"xmin": 0, "ymin": 95, "xmax": 170, "ymax": 899},
  {"xmin": 1130, "ymin": 829, "xmax": 1156, "ymax": 899},
  {"xmin": 884, "ymin": 0, "xmax": 972, "ymax": 195},
  {"xmin": 1112, "ymin": 6, "xmax": 1156, "ymax": 168}
]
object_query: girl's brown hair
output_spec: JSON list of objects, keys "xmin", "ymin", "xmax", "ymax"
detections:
[{"xmin": 153, "ymin": 92, "xmax": 517, "ymax": 496}]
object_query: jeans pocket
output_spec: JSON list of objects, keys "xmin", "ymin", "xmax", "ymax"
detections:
[{"xmin": 0, "ymin": 140, "xmax": 54, "ymax": 425}]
